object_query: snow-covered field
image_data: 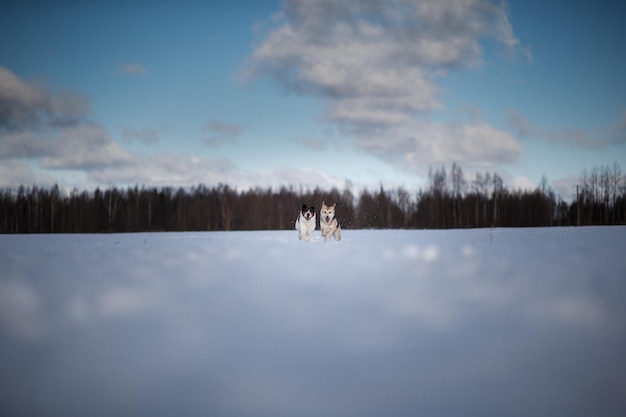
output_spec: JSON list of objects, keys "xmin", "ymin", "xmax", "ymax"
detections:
[{"xmin": 1, "ymin": 227, "xmax": 625, "ymax": 417}]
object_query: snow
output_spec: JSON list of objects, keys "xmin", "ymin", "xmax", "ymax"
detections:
[{"xmin": 1, "ymin": 227, "xmax": 626, "ymax": 417}]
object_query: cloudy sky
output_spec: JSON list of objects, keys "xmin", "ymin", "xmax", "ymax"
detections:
[{"xmin": 1, "ymin": 0, "xmax": 625, "ymax": 198}]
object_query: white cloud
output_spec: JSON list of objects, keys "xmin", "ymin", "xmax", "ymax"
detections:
[
  {"xmin": 86, "ymin": 154, "xmax": 239, "ymax": 188},
  {"xmin": 0, "ymin": 66, "xmax": 91, "ymax": 130},
  {"xmin": 39, "ymin": 123, "xmax": 135, "ymax": 170},
  {"xmin": 85, "ymin": 153, "xmax": 346, "ymax": 192},
  {"xmin": 508, "ymin": 109, "xmax": 626, "ymax": 149},
  {"xmin": 295, "ymin": 137, "xmax": 328, "ymax": 151},
  {"xmin": 0, "ymin": 131, "xmax": 46, "ymax": 158},
  {"xmin": 357, "ymin": 119, "xmax": 521, "ymax": 173},
  {"xmin": 119, "ymin": 63, "xmax": 147, "ymax": 75},
  {"xmin": 507, "ymin": 110, "xmax": 534, "ymax": 138},
  {"xmin": 122, "ymin": 127, "xmax": 160, "ymax": 144},
  {"xmin": 0, "ymin": 67, "xmax": 132, "ymax": 179},
  {"xmin": 0, "ymin": 159, "xmax": 57, "ymax": 188},
  {"xmin": 0, "ymin": 63, "xmax": 347, "ymax": 191},
  {"xmin": 511, "ymin": 175, "xmax": 536, "ymax": 191},
  {"xmin": 205, "ymin": 121, "xmax": 242, "ymax": 136},
  {"xmin": 0, "ymin": 123, "xmax": 134, "ymax": 170},
  {"xmin": 0, "ymin": 67, "xmax": 138, "ymax": 186},
  {"xmin": 203, "ymin": 121, "xmax": 243, "ymax": 147},
  {"xmin": 552, "ymin": 175, "xmax": 580, "ymax": 201},
  {"xmin": 247, "ymin": 0, "xmax": 528, "ymax": 172},
  {"xmin": 247, "ymin": 3, "xmax": 444, "ymax": 124},
  {"xmin": 269, "ymin": 166, "xmax": 346, "ymax": 190}
]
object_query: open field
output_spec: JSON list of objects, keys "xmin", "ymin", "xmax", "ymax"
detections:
[{"xmin": 1, "ymin": 227, "xmax": 625, "ymax": 416}]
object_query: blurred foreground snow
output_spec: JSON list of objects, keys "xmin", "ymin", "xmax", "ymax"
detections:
[{"xmin": 1, "ymin": 227, "xmax": 626, "ymax": 417}]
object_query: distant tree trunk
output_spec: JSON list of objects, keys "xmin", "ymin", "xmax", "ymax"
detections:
[{"xmin": 611, "ymin": 163, "xmax": 621, "ymax": 224}]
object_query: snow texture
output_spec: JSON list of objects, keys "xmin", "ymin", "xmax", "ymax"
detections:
[{"xmin": 1, "ymin": 227, "xmax": 626, "ymax": 417}]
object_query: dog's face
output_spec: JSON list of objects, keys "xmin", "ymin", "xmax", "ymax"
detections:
[
  {"xmin": 321, "ymin": 202, "xmax": 336, "ymax": 223},
  {"xmin": 301, "ymin": 204, "xmax": 315, "ymax": 221}
]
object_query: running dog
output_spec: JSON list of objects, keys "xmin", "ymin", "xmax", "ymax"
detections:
[
  {"xmin": 320, "ymin": 201, "xmax": 341, "ymax": 242},
  {"xmin": 295, "ymin": 204, "xmax": 316, "ymax": 241}
]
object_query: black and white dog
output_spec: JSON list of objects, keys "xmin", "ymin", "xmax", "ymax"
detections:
[{"xmin": 295, "ymin": 204, "xmax": 316, "ymax": 241}]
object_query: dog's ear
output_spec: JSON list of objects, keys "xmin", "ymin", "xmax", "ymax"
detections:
[
  {"xmin": 321, "ymin": 201, "xmax": 326, "ymax": 208},
  {"xmin": 332, "ymin": 203, "xmax": 337, "ymax": 208},
  {"xmin": 302, "ymin": 204, "xmax": 307, "ymax": 211},
  {"xmin": 311, "ymin": 206, "xmax": 315, "ymax": 213}
]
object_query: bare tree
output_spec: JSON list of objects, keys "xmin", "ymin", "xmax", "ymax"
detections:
[
  {"xmin": 611, "ymin": 162, "xmax": 623, "ymax": 224},
  {"xmin": 492, "ymin": 173, "xmax": 503, "ymax": 226},
  {"xmin": 451, "ymin": 162, "xmax": 466, "ymax": 228}
]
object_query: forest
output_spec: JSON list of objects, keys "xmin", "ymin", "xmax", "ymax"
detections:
[{"xmin": 0, "ymin": 162, "xmax": 624, "ymax": 233}]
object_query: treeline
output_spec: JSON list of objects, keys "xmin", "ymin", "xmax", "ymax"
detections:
[
  {"xmin": 0, "ymin": 163, "xmax": 624, "ymax": 233},
  {"xmin": 415, "ymin": 162, "xmax": 626, "ymax": 228}
]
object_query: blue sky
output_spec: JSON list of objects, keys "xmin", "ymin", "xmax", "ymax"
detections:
[{"xmin": 1, "ymin": 0, "xmax": 625, "ymax": 199}]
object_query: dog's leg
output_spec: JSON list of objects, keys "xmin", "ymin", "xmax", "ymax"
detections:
[
  {"xmin": 323, "ymin": 225, "xmax": 335, "ymax": 242},
  {"xmin": 334, "ymin": 226, "xmax": 341, "ymax": 241}
]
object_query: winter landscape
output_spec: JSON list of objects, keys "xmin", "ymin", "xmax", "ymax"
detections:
[
  {"xmin": 3, "ymin": 1, "xmax": 626, "ymax": 415},
  {"xmin": 1, "ymin": 226, "xmax": 625, "ymax": 417}
]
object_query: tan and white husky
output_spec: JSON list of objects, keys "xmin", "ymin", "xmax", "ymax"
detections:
[{"xmin": 320, "ymin": 201, "xmax": 341, "ymax": 242}]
